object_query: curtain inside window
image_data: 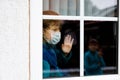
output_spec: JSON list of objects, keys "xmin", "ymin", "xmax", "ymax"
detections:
[{"xmin": 43, "ymin": 0, "xmax": 80, "ymax": 16}]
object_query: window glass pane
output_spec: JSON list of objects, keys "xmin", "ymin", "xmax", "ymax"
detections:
[
  {"xmin": 43, "ymin": 0, "xmax": 80, "ymax": 16},
  {"xmin": 84, "ymin": 21, "xmax": 118, "ymax": 76},
  {"xmin": 43, "ymin": 19, "xmax": 80, "ymax": 78},
  {"xmin": 84, "ymin": 0, "xmax": 118, "ymax": 17}
]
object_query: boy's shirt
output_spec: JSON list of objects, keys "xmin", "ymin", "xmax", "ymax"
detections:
[
  {"xmin": 43, "ymin": 42, "xmax": 72, "ymax": 78},
  {"xmin": 84, "ymin": 50, "xmax": 106, "ymax": 75}
]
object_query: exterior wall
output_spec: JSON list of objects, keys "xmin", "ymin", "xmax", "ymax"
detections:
[{"xmin": 0, "ymin": 0, "xmax": 29, "ymax": 80}]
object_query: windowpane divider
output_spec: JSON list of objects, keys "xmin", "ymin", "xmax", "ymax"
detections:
[
  {"xmin": 43, "ymin": 16, "xmax": 117, "ymax": 21},
  {"xmin": 80, "ymin": 0, "xmax": 85, "ymax": 77},
  {"xmin": 43, "ymin": 15, "xmax": 81, "ymax": 20},
  {"xmin": 80, "ymin": 19, "xmax": 84, "ymax": 77},
  {"xmin": 84, "ymin": 16, "xmax": 118, "ymax": 21}
]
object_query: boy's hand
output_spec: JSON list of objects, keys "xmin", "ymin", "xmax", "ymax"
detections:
[{"xmin": 62, "ymin": 35, "xmax": 74, "ymax": 55}]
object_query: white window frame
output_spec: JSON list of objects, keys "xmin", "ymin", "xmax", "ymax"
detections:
[{"xmin": 30, "ymin": 0, "xmax": 120, "ymax": 80}]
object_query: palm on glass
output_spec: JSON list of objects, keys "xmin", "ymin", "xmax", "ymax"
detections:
[{"xmin": 62, "ymin": 35, "xmax": 74, "ymax": 54}]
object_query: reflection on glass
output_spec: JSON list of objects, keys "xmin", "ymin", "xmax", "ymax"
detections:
[
  {"xmin": 43, "ymin": 0, "xmax": 80, "ymax": 16},
  {"xmin": 84, "ymin": 21, "xmax": 118, "ymax": 76},
  {"xmin": 85, "ymin": 0, "xmax": 117, "ymax": 17},
  {"xmin": 43, "ymin": 19, "xmax": 80, "ymax": 78}
]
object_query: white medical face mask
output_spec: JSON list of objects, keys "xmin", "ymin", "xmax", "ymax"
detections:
[{"xmin": 46, "ymin": 31, "xmax": 61, "ymax": 45}]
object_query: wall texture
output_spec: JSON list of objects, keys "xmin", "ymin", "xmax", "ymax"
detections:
[{"xmin": 0, "ymin": 0, "xmax": 29, "ymax": 80}]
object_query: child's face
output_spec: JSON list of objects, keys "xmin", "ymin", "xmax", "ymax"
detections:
[
  {"xmin": 43, "ymin": 25, "xmax": 61, "ymax": 44},
  {"xmin": 88, "ymin": 44, "xmax": 98, "ymax": 52}
]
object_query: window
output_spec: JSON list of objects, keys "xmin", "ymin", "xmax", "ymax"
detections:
[
  {"xmin": 43, "ymin": 0, "xmax": 80, "ymax": 16},
  {"xmin": 84, "ymin": 0, "xmax": 117, "ymax": 17},
  {"xmin": 30, "ymin": 0, "xmax": 120, "ymax": 80},
  {"xmin": 84, "ymin": 21, "xmax": 118, "ymax": 75},
  {"xmin": 43, "ymin": 19, "xmax": 80, "ymax": 78},
  {"xmin": 42, "ymin": 0, "xmax": 119, "ymax": 78}
]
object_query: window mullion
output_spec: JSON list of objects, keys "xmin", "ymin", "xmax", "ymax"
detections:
[
  {"xmin": 80, "ymin": 19, "xmax": 84, "ymax": 77},
  {"xmin": 80, "ymin": 0, "xmax": 85, "ymax": 77}
]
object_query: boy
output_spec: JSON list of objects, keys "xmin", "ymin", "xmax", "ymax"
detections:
[
  {"xmin": 84, "ymin": 39, "xmax": 105, "ymax": 75},
  {"xmin": 43, "ymin": 11, "xmax": 74, "ymax": 78}
]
